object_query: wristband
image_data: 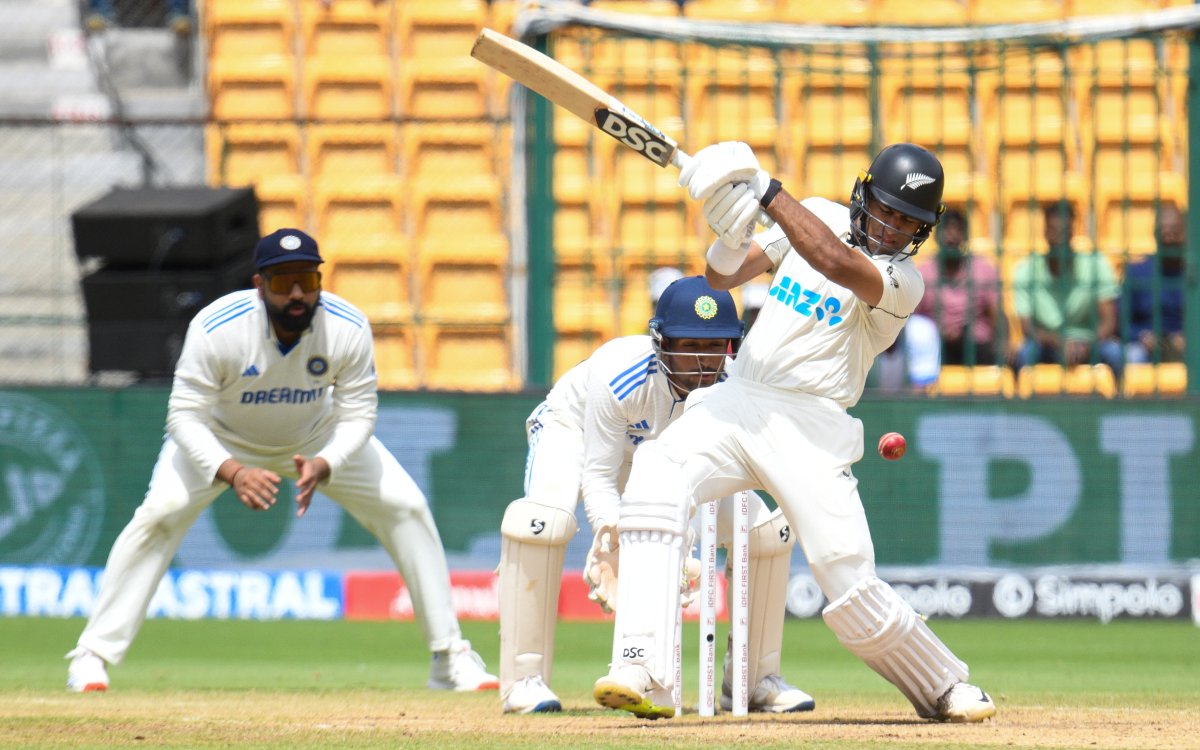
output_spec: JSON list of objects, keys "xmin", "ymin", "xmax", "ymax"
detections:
[
  {"xmin": 706, "ymin": 237, "xmax": 749, "ymax": 276},
  {"xmin": 230, "ymin": 466, "xmax": 245, "ymax": 486},
  {"xmin": 759, "ymin": 178, "xmax": 783, "ymax": 209}
]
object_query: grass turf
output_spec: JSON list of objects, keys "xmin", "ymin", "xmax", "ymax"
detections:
[{"xmin": 1, "ymin": 617, "xmax": 1196, "ymax": 749}]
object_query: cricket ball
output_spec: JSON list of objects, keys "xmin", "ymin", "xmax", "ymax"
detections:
[{"xmin": 877, "ymin": 432, "xmax": 907, "ymax": 461}]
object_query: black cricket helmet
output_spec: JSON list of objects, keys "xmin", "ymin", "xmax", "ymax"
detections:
[{"xmin": 849, "ymin": 143, "xmax": 946, "ymax": 259}]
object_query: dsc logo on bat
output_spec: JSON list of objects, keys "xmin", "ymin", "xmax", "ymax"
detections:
[{"xmin": 595, "ymin": 108, "xmax": 673, "ymax": 167}]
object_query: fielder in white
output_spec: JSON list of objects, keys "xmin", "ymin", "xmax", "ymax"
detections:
[
  {"xmin": 593, "ymin": 143, "xmax": 997, "ymax": 722},
  {"xmin": 499, "ymin": 276, "xmax": 812, "ymax": 715},
  {"xmin": 66, "ymin": 228, "xmax": 498, "ymax": 693}
]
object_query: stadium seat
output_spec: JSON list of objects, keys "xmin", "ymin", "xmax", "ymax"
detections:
[
  {"xmin": 302, "ymin": 55, "xmax": 393, "ymax": 120},
  {"xmin": 403, "ymin": 122, "xmax": 496, "ymax": 184},
  {"xmin": 554, "ymin": 331, "xmax": 608, "ymax": 382},
  {"xmin": 928, "ymin": 365, "xmax": 1016, "ymax": 398},
  {"xmin": 683, "ymin": 0, "xmax": 779, "ymax": 21},
  {"xmin": 206, "ymin": 123, "xmax": 301, "ymax": 188},
  {"xmin": 1094, "ymin": 165, "xmax": 1185, "ymax": 256},
  {"xmin": 872, "ymin": 0, "xmax": 968, "ymax": 25},
  {"xmin": 879, "ymin": 65, "xmax": 972, "ymax": 149},
  {"xmin": 777, "ymin": 0, "xmax": 875, "ymax": 25},
  {"xmin": 417, "ymin": 257, "xmax": 509, "ymax": 324},
  {"xmin": 789, "ymin": 55, "xmax": 873, "ymax": 149},
  {"xmin": 208, "ymin": 54, "xmax": 296, "ymax": 121},
  {"xmin": 1017, "ymin": 363, "xmax": 1118, "ymax": 399},
  {"xmin": 395, "ymin": 0, "xmax": 490, "ymax": 119},
  {"xmin": 325, "ymin": 259, "xmax": 412, "ymax": 323},
  {"xmin": 970, "ymin": 0, "xmax": 1066, "ymax": 24},
  {"xmin": 1121, "ymin": 362, "xmax": 1185, "ymax": 398},
  {"xmin": 686, "ymin": 71, "xmax": 780, "ymax": 149},
  {"xmin": 299, "ymin": 0, "xmax": 392, "ymax": 58},
  {"xmin": 205, "ymin": 0, "xmax": 295, "ymax": 60},
  {"xmin": 313, "ymin": 174, "xmax": 406, "ymax": 254},
  {"xmin": 254, "ymin": 174, "xmax": 310, "ymax": 234},
  {"xmin": 554, "ymin": 262, "xmax": 618, "ymax": 339},
  {"xmin": 409, "ymin": 179, "xmax": 506, "ymax": 260},
  {"xmin": 795, "ymin": 146, "xmax": 873, "ymax": 204},
  {"xmin": 307, "ymin": 123, "xmax": 399, "ymax": 177},
  {"xmin": 422, "ymin": 324, "xmax": 517, "ymax": 391},
  {"xmin": 372, "ymin": 324, "xmax": 421, "ymax": 390}
]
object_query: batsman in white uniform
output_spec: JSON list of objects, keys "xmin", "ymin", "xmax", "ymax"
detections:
[
  {"xmin": 499, "ymin": 276, "xmax": 811, "ymax": 715},
  {"xmin": 66, "ymin": 229, "xmax": 498, "ymax": 693},
  {"xmin": 593, "ymin": 143, "xmax": 997, "ymax": 722}
]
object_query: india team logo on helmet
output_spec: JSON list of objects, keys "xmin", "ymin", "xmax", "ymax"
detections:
[{"xmin": 694, "ymin": 295, "xmax": 718, "ymax": 320}]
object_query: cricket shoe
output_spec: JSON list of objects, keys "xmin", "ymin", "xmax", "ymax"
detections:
[
  {"xmin": 721, "ymin": 673, "xmax": 815, "ymax": 713},
  {"xmin": 933, "ymin": 682, "xmax": 996, "ymax": 722},
  {"xmin": 66, "ymin": 647, "xmax": 109, "ymax": 693},
  {"xmin": 502, "ymin": 675, "xmax": 562, "ymax": 714},
  {"xmin": 427, "ymin": 640, "xmax": 499, "ymax": 691},
  {"xmin": 593, "ymin": 665, "xmax": 674, "ymax": 720}
]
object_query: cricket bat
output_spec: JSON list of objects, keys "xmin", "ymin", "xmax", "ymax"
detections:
[{"xmin": 470, "ymin": 27, "xmax": 688, "ymax": 170}]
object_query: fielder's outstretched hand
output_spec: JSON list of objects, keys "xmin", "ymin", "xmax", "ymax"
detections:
[
  {"xmin": 292, "ymin": 454, "xmax": 330, "ymax": 518},
  {"xmin": 231, "ymin": 465, "xmax": 280, "ymax": 512}
]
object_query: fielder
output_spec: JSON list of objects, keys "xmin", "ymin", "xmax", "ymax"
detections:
[
  {"xmin": 66, "ymin": 229, "xmax": 498, "ymax": 693},
  {"xmin": 499, "ymin": 276, "xmax": 813, "ymax": 715},
  {"xmin": 593, "ymin": 143, "xmax": 997, "ymax": 722}
]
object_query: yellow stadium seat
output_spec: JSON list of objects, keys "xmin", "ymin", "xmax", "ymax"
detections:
[
  {"xmin": 372, "ymin": 324, "xmax": 420, "ymax": 390},
  {"xmin": 554, "ymin": 331, "xmax": 608, "ymax": 382},
  {"xmin": 208, "ymin": 54, "xmax": 296, "ymax": 121},
  {"xmin": 409, "ymin": 179, "xmax": 506, "ymax": 260},
  {"xmin": 205, "ymin": 0, "xmax": 295, "ymax": 59},
  {"xmin": 777, "ymin": 0, "xmax": 875, "ymax": 25},
  {"xmin": 403, "ymin": 123, "xmax": 495, "ymax": 183},
  {"xmin": 422, "ymin": 324, "xmax": 517, "ymax": 391},
  {"xmin": 206, "ymin": 123, "xmax": 301, "ymax": 187},
  {"xmin": 395, "ymin": 0, "xmax": 489, "ymax": 118},
  {"xmin": 325, "ymin": 259, "xmax": 412, "ymax": 323},
  {"xmin": 970, "ymin": 0, "xmax": 1066, "ymax": 23},
  {"xmin": 254, "ymin": 174, "xmax": 309, "ymax": 234},
  {"xmin": 872, "ymin": 0, "xmax": 968, "ymax": 24},
  {"xmin": 790, "ymin": 67, "xmax": 873, "ymax": 148},
  {"xmin": 928, "ymin": 365, "xmax": 1015, "ymax": 398},
  {"xmin": 613, "ymin": 197, "xmax": 692, "ymax": 269},
  {"xmin": 880, "ymin": 66, "xmax": 972, "ymax": 148},
  {"xmin": 307, "ymin": 123, "xmax": 398, "ymax": 177},
  {"xmin": 313, "ymin": 174, "xmax": 406, "ymax": 253},
  {"xmin": 299, "ymin": 0, "xmax": 391, "ymax": 58},
  {"xmin": 1070, "ymin": 0, "xmax": 1162, "ymax": 13},
  {"xmin": 1017, "ymin": 364, "xmax": 1118, "ymax": 399},
  {"xmin": 417, "ymin": 257, "xmax": 509, "ymax": 324},
  {"xmin": 1121, "ymin": 362, "xmax": 1186, "ymax": 397},
  {"xmin": 686, "ymin": 73, "xmax": 779, "ymax": 149},
  {"xmin": 796, "ymin": 147, "xmax": 873, "ymax": 204},
  {"xmin": 302, "ymin": 55, "xmax": 393, "ymax": 120},
  {"xmin": 683, "ymin": 0, "xmax": 779, "ymax": 21},
  {"xmin": 1094, "ymin": 164, "xmax": 1185, "ymax": 255},
  {"xmin": 554, "ymin": 263, "xmax": 618, "ymax": 339}
]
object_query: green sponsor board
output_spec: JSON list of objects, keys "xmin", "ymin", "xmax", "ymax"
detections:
[{"xmin": 0, "ymin": 388, "xmax": 1196, "ymax": 568}]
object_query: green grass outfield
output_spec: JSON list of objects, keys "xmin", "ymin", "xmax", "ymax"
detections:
[{"xmin": 0, "ymin": 617, "xmax": 1196, "ymax": 749}]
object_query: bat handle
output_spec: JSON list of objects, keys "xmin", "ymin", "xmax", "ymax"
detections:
[{"xmin": 670, "ymin": 148, "xmax": 774, "ymax": 228}]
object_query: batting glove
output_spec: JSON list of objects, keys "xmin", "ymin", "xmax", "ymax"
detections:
[{"xmin": 678, "ymin": 141, "xmax": 763, "ymax": 201}]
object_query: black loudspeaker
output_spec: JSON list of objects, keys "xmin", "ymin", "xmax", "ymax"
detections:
[
  {"xmin": 82, "ymin": 253, "xmax": 257, "ymax": 378},
  {"xmin": 72, "ymin": 186, "xmax": 259, "ymax": 270}
]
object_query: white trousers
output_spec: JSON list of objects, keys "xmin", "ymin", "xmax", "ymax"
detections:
[
  {"xmin": 619, "ymin": 378, "xmax": 876, "ymax": 603},
  {"xmin": 78, "ymin": 434, "xmax": 462, "ymax": 664}
]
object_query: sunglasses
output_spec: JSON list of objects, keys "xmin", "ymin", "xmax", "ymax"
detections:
[{"xmin": 263, "ymin": 270, "xmax": 321, "ymax": 294}]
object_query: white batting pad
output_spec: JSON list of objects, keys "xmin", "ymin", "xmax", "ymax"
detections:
[
  {"xmin": 610, "ymin": 529, "xmax": 686, "ymax": 699},
  {"xmin": 822, "ymin": 576, "xmax": 968, "ymax": 717},
  {"xmin": 738, "ymin": 508, "xmax": 794, "ymax": 689},
  {"xmin": 499, "ymin": 499, "xmax": 577, "ymax": 693}
]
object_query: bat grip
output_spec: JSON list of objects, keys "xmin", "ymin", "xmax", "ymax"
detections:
[{"xmin": 671, "ymin": 149, "xmax": 774, "ymax": 228}]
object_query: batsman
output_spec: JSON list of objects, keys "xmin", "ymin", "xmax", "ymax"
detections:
[
  {"xmin": 593, "ymin": 142, "xmax": 997, "ymax": 722},
  {"xmin": 498, "ymin": 276, "xmax": 813, "ymax": 715}
]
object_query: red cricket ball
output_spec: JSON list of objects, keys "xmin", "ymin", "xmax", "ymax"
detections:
[{"xmin": 877, "ymin": 431, "xmax": 907, "ymax": 461}]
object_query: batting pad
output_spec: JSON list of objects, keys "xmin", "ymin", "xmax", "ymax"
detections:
[
  {"xmin": 734, "ymin": 508, "xmax": 794, "ymax": 690},
  {"xmin": 611, "ymin": 529, "xmax": 686, "ymax": 697},
  {"xmin": 499, "ymin": 499, "xmax": 577, "ymax": 693},
  {"xmin": 822, "ymin": 576, "xmax": 968, "ymax": 717}
]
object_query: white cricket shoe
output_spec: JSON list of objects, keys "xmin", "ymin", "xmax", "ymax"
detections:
[
  {"xmin": 721, "ymin": 673, "xmax": 816, "ymax": 713},
  {"xmin": 65, "ymin": 647, "xmax": 109, "ymax": 693},
  {"xmin": 933, "ymin": 682, "xmax": 996, "ymax": 722},
  {"xmin": 427, "ymin": 639, "xmax": 499, "ymax": 692},
  {"xmin": 593, "ymin": 664, "xmax": 674, "ymax": 720},
  {"xmin": 502, "ymin": 675, "xmax": 562, "ymax": 714}
]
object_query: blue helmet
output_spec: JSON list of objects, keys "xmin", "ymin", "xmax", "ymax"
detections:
[{"xmin": 648, "ymin": 276, "xmax": 743, "ymax": 397}]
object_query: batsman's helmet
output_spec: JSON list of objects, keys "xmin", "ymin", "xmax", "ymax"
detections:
[{"xmin": 849, "ymin": 143, "xmax": 946, "ymax": 260}]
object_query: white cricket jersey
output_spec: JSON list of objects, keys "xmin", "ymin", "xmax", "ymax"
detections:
[
  {"xmin": 165, "ymin": 288, "xmax": 377, "ymax": 482},
  {"xmin": 730, "ymin": 196, "xmax": 925, "ymax": 407},
  {"xmin": 543, "ymin": 335, "xmax": 700, "ymax": 522}
]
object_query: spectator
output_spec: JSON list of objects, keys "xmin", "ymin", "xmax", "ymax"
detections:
[
  {"xmin": 1011, "ymin": 201, "xmax": 1123, "ymax": 378},
  {"xmin": 1122, "ymin": 202, "xmax": 1186, "ymax": 363},
  {"xmin": 910, "ymin": 208, "xmax": 1001, "ymax": 367}
]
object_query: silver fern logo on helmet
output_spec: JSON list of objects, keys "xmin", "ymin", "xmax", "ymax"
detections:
[{"xmin": 902, "ymin": 172, "xmax": 935, "ymax": 190}]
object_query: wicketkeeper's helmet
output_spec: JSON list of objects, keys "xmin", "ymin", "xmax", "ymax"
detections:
[{"xmin": 649, "ymin": 275, "xmax": 743, "ymax": 394}]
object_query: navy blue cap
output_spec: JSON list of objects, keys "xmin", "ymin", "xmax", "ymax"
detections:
[
  {"xmin": 254, "ymin": 228, "xmax": 323, "ymax": 270},
  {"xmin": 650, "ymin": 276, "xmax": 743, "ymax": 340}
]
